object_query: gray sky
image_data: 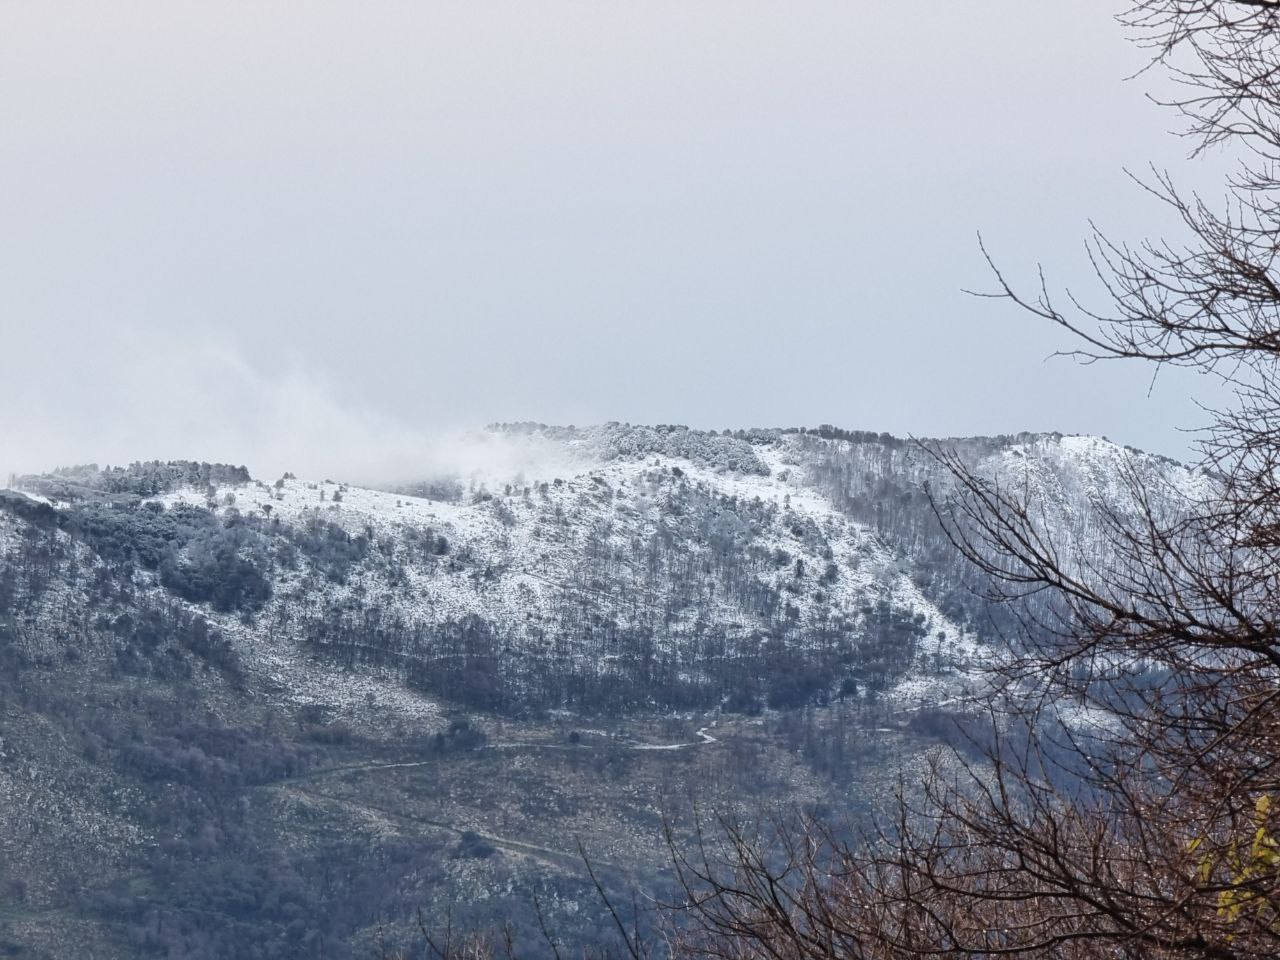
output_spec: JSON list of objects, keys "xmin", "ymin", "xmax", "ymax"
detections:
[{"xmin": 1, "ymin": 2, "xmax": 1233, "ymax": 483}]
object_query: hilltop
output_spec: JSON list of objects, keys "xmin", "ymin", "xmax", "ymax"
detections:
[{"xmin": 0, "ymin": 424, "xmax": 1205, "ymax": 957}]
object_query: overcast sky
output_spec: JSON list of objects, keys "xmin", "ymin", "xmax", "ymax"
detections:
[{"xmin": 1, "ymin": 2, "xmax": 1234, "ymax": 483}]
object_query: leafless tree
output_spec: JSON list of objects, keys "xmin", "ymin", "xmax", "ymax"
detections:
[{"xmin": 665, "ymin": 3, "xmax": 1280, "ymax": 958}]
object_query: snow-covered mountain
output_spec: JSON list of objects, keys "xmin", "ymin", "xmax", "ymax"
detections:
[
  {"xmin": 5, "ymin": 424, "xmax": 1205, "ymax": 718},
  {"xmin": 0, "ymin": 423, "xmax": 1209, "ymax": 957}
]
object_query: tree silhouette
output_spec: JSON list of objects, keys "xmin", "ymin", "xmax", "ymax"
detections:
[{"xmin": 670, "ymin": 4, "xmax": 1280, "ymax": 958}]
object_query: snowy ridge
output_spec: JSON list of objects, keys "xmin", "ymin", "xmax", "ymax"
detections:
[
  {"xmin": 985, "ymin": 434, "xmax": 1210, "ymax": 576},
  {"xmin": 155, "ymin": 437, "xmax": 971, "ymax": 710},
  {"xmin": 4, "ymin": 425, "xmax": 1203, "ymax": 716}
]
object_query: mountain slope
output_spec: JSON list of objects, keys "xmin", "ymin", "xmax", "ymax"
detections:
[
  {"xmin": 0, "ymin": 423, "xmax": 1208, "ymax": 957},
  {"xmin": 11, "ymin": 425, "xmax": 1206, "ymax": 718}
]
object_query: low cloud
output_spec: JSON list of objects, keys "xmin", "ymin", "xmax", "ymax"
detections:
[
  {"xmin": 3, "ymin": 326, "xmax": 435, "ymax": 487},
  {"xmin": 1, "ymin": 324, "xmax": 599, "ymax": 490}
]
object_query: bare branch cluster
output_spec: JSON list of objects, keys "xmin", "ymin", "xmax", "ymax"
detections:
[{"xmin": 666, "ymin": 3, "xmax": 1280, "ymax": 958}]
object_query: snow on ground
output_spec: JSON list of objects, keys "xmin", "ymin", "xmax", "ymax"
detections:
[
  {"xmin": 154, "ymin": 436, "xmax": 980, "ymax": 709},
  {"xmin": 2, "ymin": 428, "xmax": 1210, "ymax": 734}
]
